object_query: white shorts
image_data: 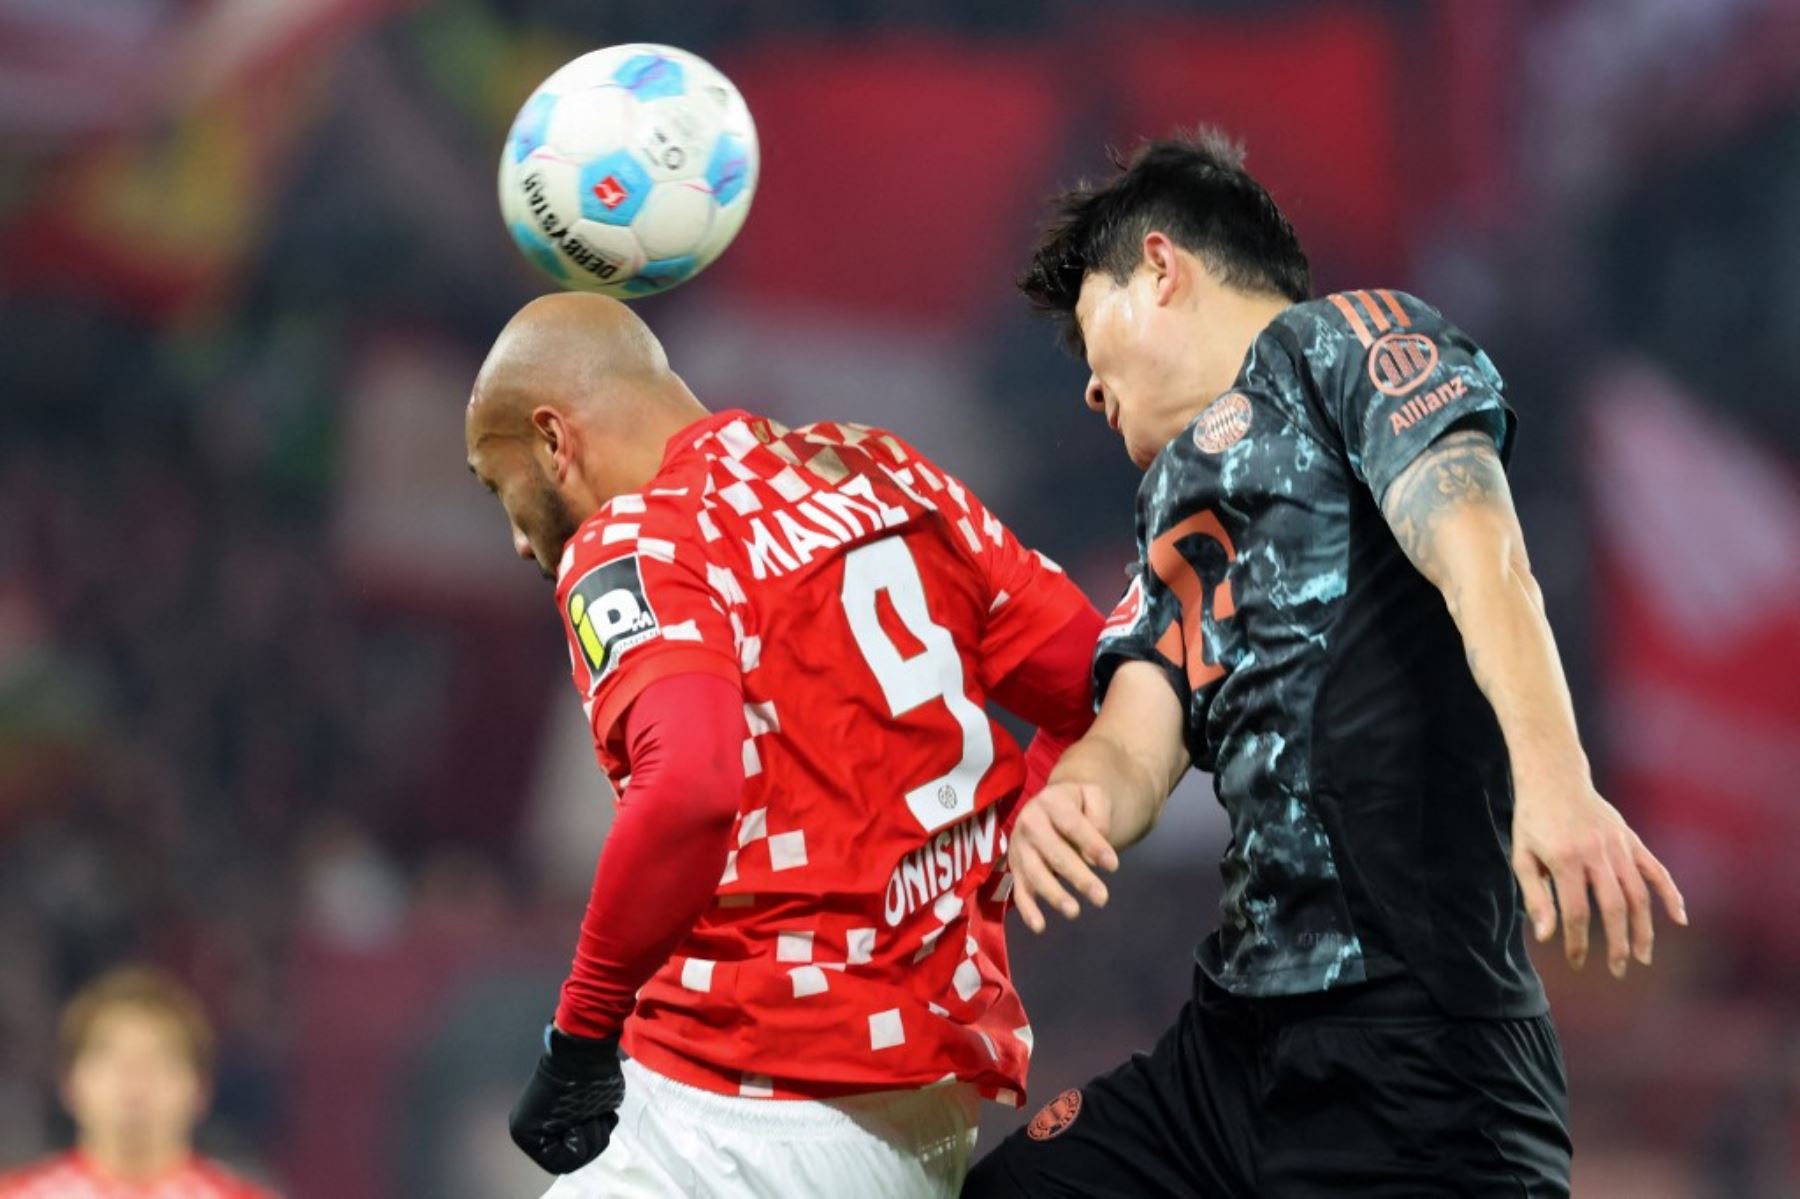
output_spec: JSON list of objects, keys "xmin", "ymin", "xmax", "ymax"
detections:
[{"xmin": 541, "ymin": 1057, "xmax": 980, "ymax": 1198}]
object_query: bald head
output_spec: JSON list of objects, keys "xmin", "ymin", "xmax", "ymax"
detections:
[
  {"xmin": 469, "ymin": 292, "xmax": 677, "ymax": 431},
  {"xmin": 466, "ymin": 293, "xmax": 709, "ymax": 579}
]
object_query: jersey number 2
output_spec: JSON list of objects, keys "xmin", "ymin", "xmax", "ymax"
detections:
[
  {"xmin": 1148, "ymin": 510, "xmax": 1238, "ymax": 691},
  {"xmin": 842, "ymin": 536, "xmax": 993, "ymax": 834}
]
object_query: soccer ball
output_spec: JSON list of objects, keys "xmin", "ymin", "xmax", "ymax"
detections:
[{"xmin": 498, "ymin": 44, "xmax": 759, "ymax": 298}]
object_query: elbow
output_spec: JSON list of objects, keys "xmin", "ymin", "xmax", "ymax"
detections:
[
  {"xmin": 1506, "ymin": 544, "xmax": 1546, "ymax": 611},
  {"xmin": 1482, "ymin": 537, "xmax": 1546, "ymax": 617}
]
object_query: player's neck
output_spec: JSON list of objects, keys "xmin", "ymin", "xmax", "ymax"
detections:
[
  {"xmin": 587, "ymin": 387, "xmax": 712, "ymax": 505},
  {"xmin": 77, "ymin": 1134, "xmax": 189, "ymax": 1183},
  {"xmin": 1172, "ymin": 292, "xmax": 1294, "ymax": 429}
]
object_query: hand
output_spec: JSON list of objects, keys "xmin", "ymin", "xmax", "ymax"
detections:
[
  {"xmin": 509, "ymin": 1026, "xmax": 626, "ymax": 1174},
  {"xmin": 1008, "ymin": 781, "xmax": 1120, "ymax": 933},
  {"xmin": 1511, "ymin": 780, "xmax": 1687, "ymax": 978}
]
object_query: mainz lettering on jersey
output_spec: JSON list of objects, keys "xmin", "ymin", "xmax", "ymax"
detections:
[
  {"xmin": 566, "ymin": 554, "xmax": 659, "ymax": 681},
  {"xmin": 882, "ymin": 805, "xmax": 998, "ymax": 927},
  {"xmin": 740, "ymin": 472, "xmax": 915, "ymax": 580}
]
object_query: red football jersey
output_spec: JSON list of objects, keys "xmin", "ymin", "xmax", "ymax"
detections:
[
  {"xmin": 0, "ymin": 1153, "xmax": 276, "ymax": 1199},
  {"xmin": 554, "ymin": 410, "xmax": 1089, "ymax": 1104}
]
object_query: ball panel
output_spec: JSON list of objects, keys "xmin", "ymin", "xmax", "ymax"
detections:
[
  {"xmin": 512, "ymin": 152, "xmax": 584, "ymax": 242},
  {"xmin": 694, "ymin": 189, "xmax": 752, "ymax": 268},
  {"xmin": 543, "ymin": 85, "xmax": 635, "ymax": 162},
  {"xmin": 633, "ymin": 96, "xmax": 721, "ymax": 183},
  {"xmin": 509, "ymin": 220, "xmax": 568, "ymax": 282},
  {"xmin": 561, "ymin": 220, "xmax": 647, "ymax": 292},
  {"xmin": 612, "ymin": 52, "xmax": 686, "ymax": 102},
  {"xmin": 507, "ymin": 91, "xmax": 558, "ymax": 164},
  {"xmin": 576, "ymin": 151, "xmax": 654, "ymax": 226},
  {"xmin": 543, "ymin": 46, "xmax": 641, "ymax": 92},
  {"xmin": 631, "ymin": 182, "xmax": 715, "ymax": 259},
  {"xmin": 704, "ymin": 132, "xmax": 752, "ymax": 208},
  {"xmin": 625, "ymin": 255, "xmax": 699, "ymax": 296}
]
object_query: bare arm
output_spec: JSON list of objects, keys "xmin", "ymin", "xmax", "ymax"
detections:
[
  {"xmin": 1008, "ymin": 661, "xmax": 1189, "ymax": 933},
  {"xmin": 1382, "ymin": 431, "xmax": 1591, "ymax": 774},
  {"xmin": 1050, "ymin": 661, "xmax": 1190, "ymax": 848},
  {"xmin": 1381, "ymin": 429, "xmax": 1685, "ymax": 976}
]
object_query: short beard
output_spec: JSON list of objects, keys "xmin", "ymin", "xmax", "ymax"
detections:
[{"xmin": 527, "ymin": 475, "xmax": 584, "ymax": 580}]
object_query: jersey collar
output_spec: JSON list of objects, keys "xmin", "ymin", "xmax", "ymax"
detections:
[{"xmin": 655, "ymin": 408, "xmax": 756, "ymax": 477}]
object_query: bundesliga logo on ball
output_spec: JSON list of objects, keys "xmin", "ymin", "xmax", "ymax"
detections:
[{"xmin": 499, "ymin": 44, "xmax": 760, "ymax": 298}]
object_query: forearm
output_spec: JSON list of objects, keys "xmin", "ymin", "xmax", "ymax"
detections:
[
  {"xmin": 1441, "ymin": 544, "xmax": 1589, "ymax": 786},
  {"xmin": 555, "ymin": 674, "xmax": 745, "ymax": 1039},
  {"xmin": 1046, "ymin": 724, "xmax": 1178, "ymax": 850},
  {"xmin": 1382, "ymin": 429, "xmax": 1589, "ymax": 788},
  {"xmin": 1005, "ymin": 661, "xmax": 1186, "ymax": 930},
  {"xmin": 557, "ymin": 791, "xmax": 734, "ymax": 1037}
]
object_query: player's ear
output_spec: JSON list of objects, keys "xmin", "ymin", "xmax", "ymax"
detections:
[
  {"xmin": 1143, "ymin": 232, "xmax": 1180, "ymax": 307},
  {"xmin": 530, "ymin": 406, "xmax": 572, "ymax": 478}
]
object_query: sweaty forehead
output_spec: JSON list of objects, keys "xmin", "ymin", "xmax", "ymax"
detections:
[
  {"xmin": 1075, "ymin": 271, "xmax": 1116, "ymax": 322},
  {"xmin": 465, "ymin": 385, "xmax": 524, "ymax": 451},
  {"xmin": 1071, "ymin": 274, "xmax": 1115, "ymax": 357},
  {"xmin": 465, "ymin": 432, "xmax": 510, "ymax": 480},
  {"xmin": 464, "ymin": 417, "xmax": 507, "ymax": 480}
]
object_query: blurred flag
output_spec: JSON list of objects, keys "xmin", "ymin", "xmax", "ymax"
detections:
[
  {"xmin": 1, "ymin": 0, "xmax": 392, "ymax": 322},
  {"xmin": 1099, "ymin": 8, "xmax": 1415, "ymax": 283},
  {"xmin": 703, "ymin": 38, "xmax": 1070, "ymax": 328},
  {"xmin": 1587, "ymin": 362, "xmax": 1800, "ymax": 961}
]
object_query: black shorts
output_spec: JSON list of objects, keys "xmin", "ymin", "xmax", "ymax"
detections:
[{"xmin": 964, "ymin": 969, "xmax": 1571, "ymax": 1198}]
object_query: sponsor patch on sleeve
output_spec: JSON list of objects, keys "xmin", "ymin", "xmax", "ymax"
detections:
[{"xmin": 566, "ymin": 555, "xmax": 660, "ymax": 683}]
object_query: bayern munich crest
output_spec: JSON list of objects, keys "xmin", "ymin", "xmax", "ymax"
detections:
[
  {"xmin": 1026, "ymin": 1088, "xmax": 1084, "ymax": 1141},
  {"xmin": 1194, "ymin": 392, "xmax": 1254, "ymax": 454}
]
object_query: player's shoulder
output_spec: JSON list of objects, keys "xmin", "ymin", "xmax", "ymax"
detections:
[
  {"xmin": 1268, "ymin": 290, "xmax": 1498, "ymax": 395},
  {"xmin": 805, "ymin": 421, "xmax": 989, "ymax": 508},
  {"xmin": 676, "ymin": 410, "xmax": 927, "ymax": 516},
  {"xmin": 778, "ymin": 417, "xmax": 930, "ymax": 478},
  {"xmin": 557, "ymin": 486, "xmax": 705, "ymax": 593},
  {"xmin": 188, "ymin": 1156, "xmax": 280, "ymax": 1199},
  {"xmin": 1269, "ymin": 289, "xmax": 1446, "ymax": 361},
  {"xmin": 0, "ymin": 1154, "xmax": 82, "ymax": 1196},
  {"xmin": 704, "ymin": 412, "xmax": 975, "ymax": 521},
  {"xmin": 1288, "ymin": 288, "xmax": 1445, "ymax": 342}
]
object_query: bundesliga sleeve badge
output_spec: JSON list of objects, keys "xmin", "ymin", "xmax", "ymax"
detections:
[{"xmin": 567, "ymin": 555, "xmax": 661, "ymax": 682}]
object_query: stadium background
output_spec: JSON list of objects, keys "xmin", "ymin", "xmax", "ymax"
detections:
[{"xmin": 2, "ymin": 0, "xmax": 1797, "ymax": 1194}]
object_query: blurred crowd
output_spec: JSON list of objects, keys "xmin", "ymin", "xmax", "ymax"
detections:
[{"xmin": 2, "ymin": 1, "xmax": 1797, "ymax": 1196}]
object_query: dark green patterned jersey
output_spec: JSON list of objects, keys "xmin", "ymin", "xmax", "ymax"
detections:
[{"xmin": 1095, "ymin": 289, "xmax": 1546, "ymax": 1018}]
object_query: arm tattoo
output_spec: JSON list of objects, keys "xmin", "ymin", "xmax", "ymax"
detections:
[{"xmin": 1380, "ymin": 429, "xmax": 1511, "ymax": 584}]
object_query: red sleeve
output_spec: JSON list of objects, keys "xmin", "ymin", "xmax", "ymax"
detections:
[
  {"xmin": 554, "ymin": 672, "xmax": 747, "ymax": 1040},
  {"xmin": 988, "ymin": 602, "xmax": 1105, "ymax": 799}
]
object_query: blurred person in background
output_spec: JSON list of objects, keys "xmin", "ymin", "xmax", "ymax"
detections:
[
  {"xmin": 467, "ymin": 294, "xmax": 1103, "ymax": 1195},
  {"xmin": 970, "ymin": 130, "xmax": 1687, "ymax": 1197},
  {"xmin": 0, "ymin": 967, "xmax": 276, "ymax": 1199}
]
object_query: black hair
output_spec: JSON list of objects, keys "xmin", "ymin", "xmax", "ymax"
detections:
[{"xmin": 1019, "ymin": 127, "xmax": 1312, "ymax": 356}]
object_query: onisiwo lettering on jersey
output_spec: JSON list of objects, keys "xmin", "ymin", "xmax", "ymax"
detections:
[{"xmin": 881, "ymin": 806, "xmax": 1000, "ymax": 927}]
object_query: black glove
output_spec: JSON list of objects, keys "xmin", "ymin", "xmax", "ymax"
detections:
[{"xmin": 508, "ymin": 1025, "xmax": 626, "ymax": 1174}]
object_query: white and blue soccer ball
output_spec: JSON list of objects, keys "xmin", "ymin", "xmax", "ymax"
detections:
[{"xmin": 498, "ymin": 44, "xmax": 759, "ymax": 298}]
